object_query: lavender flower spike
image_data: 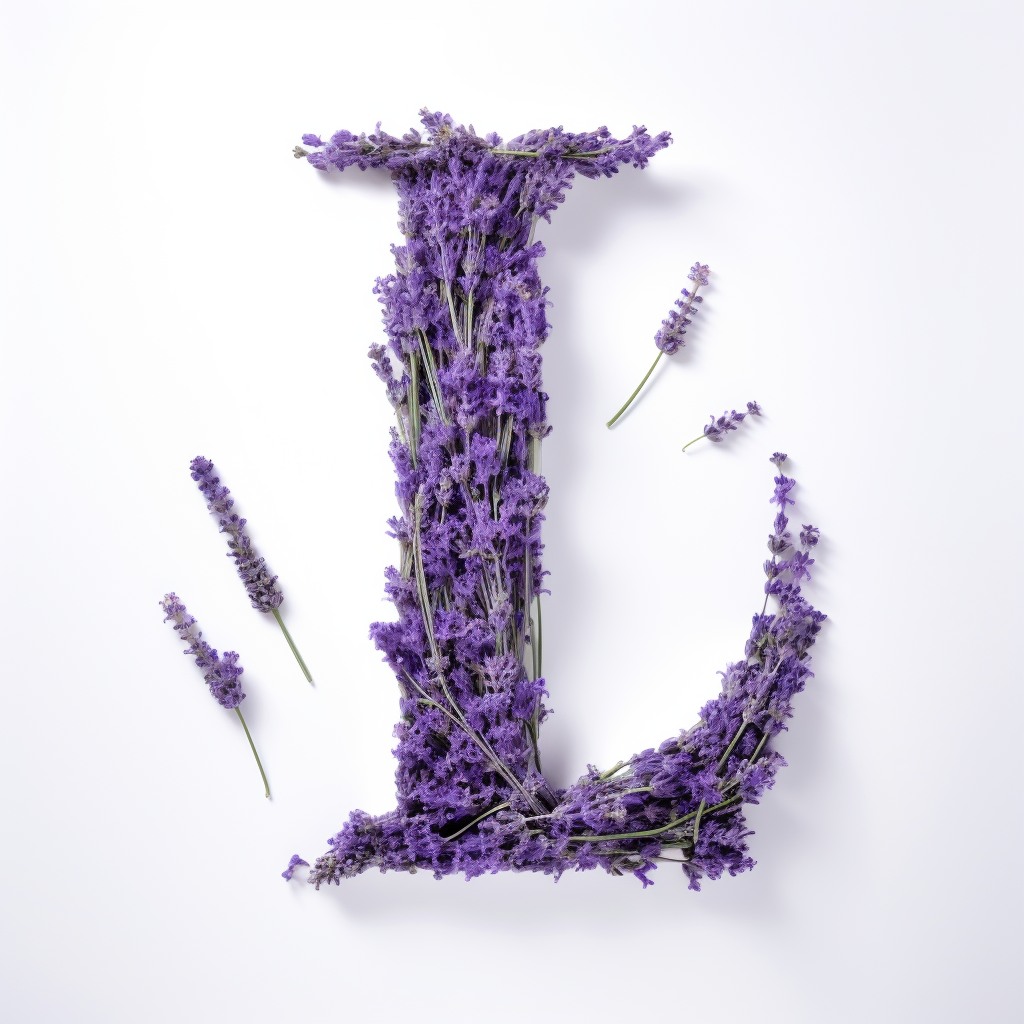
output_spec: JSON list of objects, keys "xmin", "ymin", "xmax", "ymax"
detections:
[
  {"xmin": 160, "ymin": 593, "xmax": 270, "ymax": 798},
  {"xmin": 606, "ymin": 263, "xmax": 710, "ymax": 428},
  {"xmin": 682, "ymin": 401, "xmax": 763, "ymax": 452},
  {"xmin": 281, "ymin": 854, "xmax": 309, "ymax": 880},
  {"xmin": 189, "ymin": 456, "xmax": 312, "ymax": 684}
]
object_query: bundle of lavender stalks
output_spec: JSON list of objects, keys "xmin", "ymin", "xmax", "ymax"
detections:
[{"xmin": 288, "ymin": 111, "xmax": 826, "ymax": 890}]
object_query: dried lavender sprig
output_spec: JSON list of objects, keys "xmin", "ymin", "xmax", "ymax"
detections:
[
  {"xmin": 160, "ymin": 593, "xmax": 270, "ymax": 797},
  {"xmin": 606, "ymin": 263, "xmax": 710, "ymax": 428},
  {"xmin": 682, "ymin": 401, "xmax": 762, "ymax": 451},
  {"xmin": 189, "ymin": 456, "xmax": 312, "ymax": 684}
]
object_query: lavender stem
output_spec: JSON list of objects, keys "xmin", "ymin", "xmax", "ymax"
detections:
[
  {"xmin": 691, "ymin": 799, "xmax": 707, "ymax": 845},
  {"xmin": 235, "ymin": 707, "xmax": 270, "ymax": 798},
  {"xmin": 441, "ymin": 801, "xmax": 511, "ymax": 843},
  {"xmin": 567, "ymin": 795, "xmax": 742, "ymax": 843},
  {"xmin": 272, "ymin": 608, "xmax": 312, "ymax": 684},
  {"xmin": 716, "ymin": 721, "xmax": 748, "ymax": 773},
  {"xmin": 681, "ymin": 433, "xmax": 707, "ymax": 452},
  {"xmin": 606, "ymin": 350, "xmax": 663, "ymax": 427}
]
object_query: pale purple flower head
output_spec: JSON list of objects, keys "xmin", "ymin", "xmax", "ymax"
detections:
[
  {"xmin": 687, "ymin": 262, "xmax": 710, "ymax": 286},
  {"xmin": 770, "ymin": 452, "xmax": 788, "ymax": 467},
  {"xmin": 746, "ymin": 401, "xmax": 763, "ymax": 416},
  {"xmin": 281, "ymin": 854, "xmax": 309, "ymax": 880},
  {"xmin": 800, "ymin": 524, "xmax": 820, "ymax": 548},
  {"xmin": 190, "ymin": 457, "xmax": 283, "ymax": 614},
  {"xmin": 160, "ymin": 593, "xmax": 245, "ymax": 709},
  {"xmin": 702, "ymin": 404, "xmax": 756, "ymax": 443},
  {"xmin": 655, "ymin": 263, "xmax": 710, "ymax": 354}
]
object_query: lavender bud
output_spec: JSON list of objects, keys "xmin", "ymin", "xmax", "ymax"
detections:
[
  {"xmin": 655, "ymin": 264, "xmax": 710, "ymax": 355},
  {"xmin": 687, "ymin": 262, "xmax": 710, "ymax": 286},
  {"xmin": 281, "ymin": 854, "xmax": 309, "ymax": 880},
  {"xmin": 683, "ymin": 403, "xmax": 761, "ymax": 451},
  {"xmin": 190, "ymin": 457, "xmax": 283, "ymax": 614},
  {"xmin": 160, "ymin": 593, "xmax": 246, "ymax": 709}
]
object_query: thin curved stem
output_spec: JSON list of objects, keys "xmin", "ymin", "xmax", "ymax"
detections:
[
  {"xmin": 691, "ymin": 799, "xmax": 707, "ymax": 845},
  {"xmin": 607, "ymin": 350, "xmax": 663, "ymax": 428},
  {"xmin": 235, "ymin": 706, "xmax": 270, "ymax": 798},
  {"xmin": 681, "ymin": 433, "xmax": 708, "ymax": 452},
  {"xmin": 597, "ymin": 760, "xmax": 629, "ymax": 781},
  {"xmin": 272, "ymin": 609, "xmax": 312, "ymax": 684},
  {"xmin": 442, "ymin": 802, "xmax": 511, "ymax": 843},
  {"xmin": 490, "ymin": 147, "xmax": 614, "ymax": 159},
  {"xmin": 716, "ymin": 721, "xmax": 748, "ymax": 774},
  {"xmin": 566, "ymin": 795, "xmax": 741, "ymax": 843}
]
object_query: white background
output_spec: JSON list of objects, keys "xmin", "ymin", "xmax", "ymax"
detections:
[{"xmin": 1, "ymin": 2, "xmax": 1020, "ymax": 1021}]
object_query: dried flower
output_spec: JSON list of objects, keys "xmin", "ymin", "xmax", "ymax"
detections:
[
  {"xmin": 297, "ymin": 112, "xmax": 823, "ymax": 890},
  {"xmin": 189, "ymin": 456, "xmax": 312, "ymax": 684},
  {"xmin": 281, "ymin": 854, "xmax": 309, "ymax": 880},
  {"xmin": 800, "ymin": 524, "xmax": 820, "ymax": 548},
  {"xmin": 160, "ymin": 593, "xmax": 269, "ymax": 797},
  {"xmin": 682, "ymin": 401, "xmax": 762, "ymax": 452},
  {"xmin": 606, "ymin": 263, "xmax": 710, "ymax": 428}
]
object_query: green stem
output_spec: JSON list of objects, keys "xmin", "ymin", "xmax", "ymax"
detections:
[
  {"xmin": 442, "ymin": 802, "xmax": 511, "ymax": 843},
  {"xmin": 535, "ymin": 592, "xmax": 543, "ymax": 678},
  {"xmin": 748, "ymin": 726, "xmax": 771, "ymax": 765},
  {"xmin": 691, "ymin": 799, "xmax": 707, "ymax": 845},
  {"xmin": 490, "ymin": 147, "xmax": 614, "ymax": 158},
  {"xmin": 416, "ymin": 329, "xmax": 449, "ymax": 426},
  {"xmin": 408, "ymin": 350, "xmax": 420, "ymax": 467},
  {"xmin": 606, "ymin": 351, "xmax": 662, "ymax": 428},
  {"xmin": 681, "ymin": 433, "xmax": 708, "ymax": 452},
  {"xmin": 566, "ymin": 795, "xmax": 741, "ymax": 843},
  {"xmin": 716, "ymin": 721, "xmax": 748, "ymax": 774},
  {"xmin": 235, "ymin": 706, "xmax": 270, "ymax": 798},
  {"xmin": 443, "ymin": 281, "xmax": 462, "ymax": 346},
  {"xmin": 272, "ymin": 608, "xmax": 312, "ymax": 683},
  {"xmin": 597, "ymin": 760, "xmax": 629, "ymax": 781}
]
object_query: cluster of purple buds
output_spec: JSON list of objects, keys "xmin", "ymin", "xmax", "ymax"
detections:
[
  {"xmin": 189, "ymin": 456, "xmax": 312, "ymax": 684},
  {"xmin": 655, "ymin": 262, "xmax": 710, "ymax": 355},
  {"xmin": 683, "ymin": 401, "xmax": 762, "ymax": 451},
  {"xmin": 160, "ymin": 593, "xmax": 269, "ymax": 797},
  {"xmin": 190, "ymin": 457, "xmax": 281, "ymax": 613},
  {"xmin": 281, "ymin": 854, "xmax": 309, "ymax": 881},
  {"xmin": 607, "ymin": 263, "xmax": 711, "ymax": 428}
]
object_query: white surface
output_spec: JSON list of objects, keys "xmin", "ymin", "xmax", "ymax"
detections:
[{"xmin": 1, "ymin": 2, "xmax": 1020, "ymax": 1021}]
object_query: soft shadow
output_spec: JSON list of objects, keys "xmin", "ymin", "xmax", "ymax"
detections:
[
  {"xmin": 311, "ymin": 165, "xmax": 396, "ymax": 195},
  {"xmin": 532, "ymin": 165, "xmax": 693, "ymax": 786}
]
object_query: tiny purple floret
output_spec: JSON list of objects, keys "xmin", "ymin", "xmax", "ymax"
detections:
[
  {"xmin": 282, "ymin": 854, "xmax": 309, "ymax": 880},
  {"xmin": 160, "ymin": 593, "xmax": 245, "ymax": 709},
  {"xmin": 190, "ymin": 457, "xmax": 283, "ymax": 614}
]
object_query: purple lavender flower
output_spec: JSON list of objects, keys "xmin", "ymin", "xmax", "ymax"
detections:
[
  {"xmin": 770, "ymin": 451, "xmax": 788, "ymax": 467},
  {"xmin": 297, "ymin": 112, "xmax": 823, "ymax": 890},
  {"xmin": 656, "ymin": 263, "xmax": 710, "ymax": 356},
  {"xmin": 281, "ymin": 854, "xmax": 309, "ymax": 880},
  {"xmin": 682, "ymin": 401, "xmax": 762, "ymax": 452},
  {"xmin": 800, "ymin": 524, "xmax": 820, "ymax": 548},
  {"xmin": 160, "ymin": 593, "xmax": 269, "ymax": 797},
  {"xmin": 606, "ymin": 263, "xmax": 711, "ymax": 428},
  {"xmin": 189, "ymin": 456, "xmax": 312, "ymax": 684}
]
